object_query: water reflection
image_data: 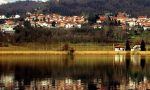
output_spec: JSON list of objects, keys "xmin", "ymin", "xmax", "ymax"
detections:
[
  {"xmin": 0, "ymin": 54, "xmax": 150, "ymax": 89},
  {"xmin": 140, "ymin": 55, "xmax": 146, "ymax": 70}
]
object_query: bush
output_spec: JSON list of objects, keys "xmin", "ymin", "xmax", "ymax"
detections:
[
  {"xmin": 125, "ymin": 40, "xmax": 131, "ymax": 51},
  {"xmin": 62, "ymin": 44, "xmax": 69, "ymax": 51},
  {"xmin": 140, "ymin": 40, "xmax": 146, "ymax": 51}
]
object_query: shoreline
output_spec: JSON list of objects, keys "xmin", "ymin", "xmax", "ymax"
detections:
[{"xmin": 0, "ymin": 51, "xmax": 149, "ymax": 55}]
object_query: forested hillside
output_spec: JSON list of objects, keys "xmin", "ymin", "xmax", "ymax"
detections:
[{"xmin": 0, "ymin": 0, "xmax": 150, "ymax": 16}]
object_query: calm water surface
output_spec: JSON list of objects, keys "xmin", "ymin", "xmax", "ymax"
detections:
[{"xmin": 0, "ymin": 54, "xmax": 149, "ymax": 90}]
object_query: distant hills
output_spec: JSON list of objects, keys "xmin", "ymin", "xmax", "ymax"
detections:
[
  {"xmin": 0, "ymin": 0, "xmax": 150, "ymax": 16},
  {"xmin": 0, "ymin": 1, "xmax": 45, "ymax": 16}
]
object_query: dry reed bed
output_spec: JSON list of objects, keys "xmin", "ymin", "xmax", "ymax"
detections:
[{"xmin": 0, "ymin": 51, "xmax": 150, "ymax": 55}]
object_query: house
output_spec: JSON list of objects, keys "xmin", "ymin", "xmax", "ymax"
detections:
[
  {"xmin": 5, "ymin": 20, "xmax": 15, "ymax": 25},
  {"xmin": 8, "ymin": 15, "xmax": 21, "ymax": 19},
  {"xmin": 143, "ymin": 22, "xmax": 150, "ymax": 30},
  {"xmin": 1, "ymin": 25, "xmax": 15, "ymax": 34},
  {"xmin": 116, "ymin": 16, "xmax": 128, "ymax": 24},
  {"xmin": 98, "ymin": 16, "xmax": 107, "ymax": 22},
  {"xmin": 116, "ymin": 12, "xmax": 129, "ymax": 24},
  {"xmin": 131, "ymin": 45, "xmax": 141, "ymax": 51},
  {"xmin": 59, "ymin": 22, "xmax": 65, "ymax": 28},
  {"xmin": 114, "ymin": 45, "xmax": 125, "ymax": 51},
  {"xmin": 96, "ymin": 19, "xmax": 102, "ymax": 24},
  {"xmin": 25, "ymin": 13, "xmax": 86, "ymax": 28},
  {"xmin": 74, "ymin": 23, "xmax": 82, "ymax": 28},
  {"xmin": 0, "ymin": 15, "xmax": 7, "ymax": 19},
  {"xmin": 93, "ymin": 24, "xmax": 102, "ymax": 29},
  {"xmin": 37, "ymin": 22, "xmax": 51, "ymax": 28},
  {"xmin": 143, "ymin": 26, "xmax": 150, "ymax": 30},
  {"xmin": 126, "ymin": 18, "xmax": 137, "ymax": 27},
  {"xmin": 138, "ymin": 16, "xmax": 147, "ymax": 20},
  {"xmin": 65, "ymin": 23, "xmax": 74, "ymax": 28}
]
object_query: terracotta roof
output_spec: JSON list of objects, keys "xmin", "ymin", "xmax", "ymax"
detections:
[
  {"xmin": 99, "ymin": 16, "xmax": 107, "ymax": 21},
  {"xmin": 115, "ymin": 45, "xmax": 125, "ymax": 48},
  {"xmin": 138, "ymin": 16, "xmax": 147, "ymax": 19}
]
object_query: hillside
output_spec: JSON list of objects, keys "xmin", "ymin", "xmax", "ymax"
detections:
[
  {"xmin": 47, "ymin": 0, "xmax": 150, "ymax": 16},
  {"xmin": 0, "ymin": 1, "xmax": 45, "ymax": 16},
  {"xmin": 0, "ymin": 0, "xmax": 150, "ymax": 16}
]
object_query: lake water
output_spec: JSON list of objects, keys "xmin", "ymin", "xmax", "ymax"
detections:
[{"xmin": 0, "ymin": 54, "xmax": 149, "ymax": 90}]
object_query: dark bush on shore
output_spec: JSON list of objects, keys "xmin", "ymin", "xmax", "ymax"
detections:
[
  {"xmin": 125, "ymin": 40, "xmax": 131, "ymax": 51},
  {"xmin": 141, "ymin": 40, "xmax": 146, "ymax": 51},
  {"xmin": 62, "ymin": 44, "xmax": 69, "ymax": 51}
]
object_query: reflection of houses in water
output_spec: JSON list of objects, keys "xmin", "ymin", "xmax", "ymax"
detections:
[
  {"xmin": 24, "ymin": 78, "xmax": 85, "ymax": 90},
  {"xmin": 0, "ymin": 55, "xmax": 148, "ymax": 90},
  {"xmin": 127, "ymin": 77, "xmax": 136, "ymax": 89},
  {"xmin": 131, "ymin": 55, "xmax": 141, "ymax": 65},
  {"xmin": 126, "ymin": 76, "xmax": 150, "ymax": 90},
  {"xmin": 116, "ymin": 76, "xmax": 150, "ymax": 90},
  {"xmin": 114, "ymin": 55, "xmax": 125, "ymax": 64},
  {"xmin": 0, "ymin": 74, "xmax": 14, "ymax": 90}
]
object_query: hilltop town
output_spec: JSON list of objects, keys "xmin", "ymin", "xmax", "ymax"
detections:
[
  {"xmin": 0, "ymin": 12, "xmax": 150, "ymax": 33},
  {"xmin": 0, "ymin": 12, "xmax": 150, "ymax": 51}
]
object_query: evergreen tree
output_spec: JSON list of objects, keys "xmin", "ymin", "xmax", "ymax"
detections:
[
  {"xmin": 24, "ymin": 21, "xmax": 32, "ymax": 28},
  {"xmin": 125, "ymin": 40, "xmax": 131, "ymax": 51},
  {"xmin": 52, "ymin": 21, "xmax": 56, "ymax": 27},
  {"xmin": 140, "ymin": 40, "xmax": 146, "ymax": 51}
]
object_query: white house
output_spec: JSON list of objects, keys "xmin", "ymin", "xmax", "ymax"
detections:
[
  {"xmin": 65, "ymin": 23, "xmax": 74, "ymax": 29},
  {"xmin": 1, "ymin": 25, "xmax": 15, "ymax": 34},
  {"xmin": 14, "ymin": 15, "xmax": 21, "ymax": 19},
  {"xmin": 93, "ymin": 24, "xmax": 102, "ymax": 29},
  {"xmin": 126, "ymin": 19, "xmax": 137, "ymax": 27},
  {"xmin": 0, "ymin": 15, "xmax": 7, "ymax": 19},
  {"xmin": 143, "ymin": 26, "xmax": 150, "ymax": 30},
  {"xmin": 114, "ymin": 45, "xmax": 125, "ymax": 51},
  {"xmin": 131, "ymin": 45, "xmax": 141, "ymax": 51},
  {"xmin": 74, "ymin": 24, "xmax": 82, "ymax": 28},
  {"xmin": 96, "ymin": 19, "xmax": 102, "ymax": 24}
]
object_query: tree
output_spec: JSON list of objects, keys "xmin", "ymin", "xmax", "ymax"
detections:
[
  {"xmin": 0, "ymin": 20, "xmax": 5, "ymax": 24},
  {"xmin": 88, "ymin": 14, "xmax": 99, "ymax": 24},
  {"xmin": 52, "ymin": 21, "xmax": 56, "ymax": 27},
  {"xmin": 125, "ymin": 40, "xmax": 131, "ymax": 51},
  {"xmin": 140, "ymin": 40, "xmax": 146, "ymax": 51},
  {"xmin": 23, "ymin": 21, "xmax": 32, "ymax": 28}
]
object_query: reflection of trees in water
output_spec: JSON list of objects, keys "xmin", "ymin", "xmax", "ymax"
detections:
[
  {"xmin": 140, "ymin": 55, "xmax": 146, "ymax": 70},
  {"xmin": 125, "ymin": 54, "xmax": 147, "ymax": 89},
  {"xmin": 0, "ymin": 55, "xmax": 149, "ymax": 89},
  {"xmin": 63, "ymin": 54, "xmax": 75, "ymax": 67},
  {"xmin": 126, "ymin": 54, "xmax": 131, "ymax": 70}
]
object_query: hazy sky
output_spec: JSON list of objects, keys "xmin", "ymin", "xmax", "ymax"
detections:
[{"xmin": 0, "ymin": 0, "xmax": 48, "ymax": 4}]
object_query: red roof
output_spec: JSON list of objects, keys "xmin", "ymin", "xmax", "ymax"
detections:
[
  {"xmin": 115, "ymin": 45, "xmax": 125, "ymax": 48},
  {"xmin": 138, "ymin": 16, "xmax": 147, "ymax": 19},
  {"xmin": 99, "ymin": 16, "xmax": 107, "ymax": 21}
]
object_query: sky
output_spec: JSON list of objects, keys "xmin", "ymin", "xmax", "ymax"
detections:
[{"xmin": 0, "ymin": 0, "xmax": 48, "ymax": 4}]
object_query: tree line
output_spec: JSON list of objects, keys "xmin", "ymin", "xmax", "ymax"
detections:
[
  {"xmin": 125, "ymin": 39, "xmax": 146, "ymax": 51},
  {"xmin": 11, "ymin": 21, "xmax": 128, "ymax": 44},
  {"xmin": 0, "ymin": 0, "xmax": 150, "ymax": 16}
]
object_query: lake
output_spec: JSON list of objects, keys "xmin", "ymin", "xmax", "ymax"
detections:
[{"xmin": 0, "ymin": 54, "xmax": 149, "ymax": 90}]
